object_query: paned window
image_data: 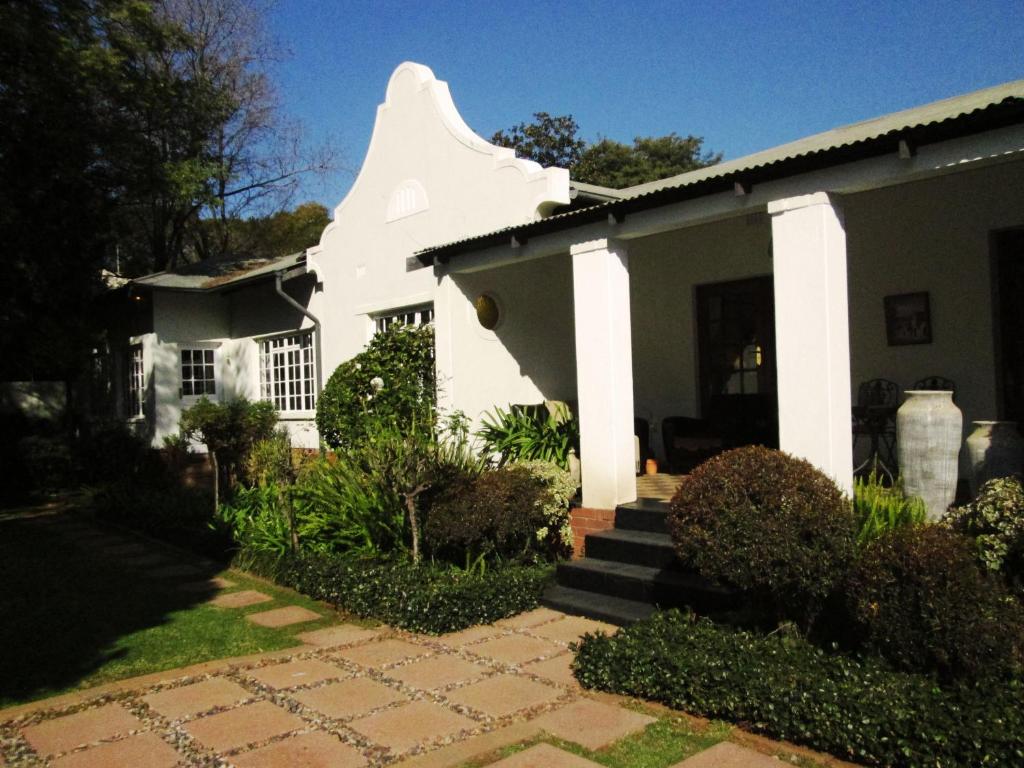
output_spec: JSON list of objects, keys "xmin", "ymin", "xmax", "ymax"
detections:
[
  {"xmin": 180, "ymin": 348, "xmax": 216, "ymax": 396},
  {"xmin": 374, "ymin": 304, "xmax": 434, "ymax": 334},
  {"xmin": 126, "ymin": 345, "xmax": 144, "ymax": 418},
  {"xmin": 259, "ymin": 331, "xmax": 316, "ymax": 412}
]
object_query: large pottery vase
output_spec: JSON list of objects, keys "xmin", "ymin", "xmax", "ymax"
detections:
[
  {"xmin": 966, "ymin": 421, "xmax": 1024, "ymax": 496},
  {"xmin": 897, "ymin": 390, "xmax": 962, "ymax": 520}
]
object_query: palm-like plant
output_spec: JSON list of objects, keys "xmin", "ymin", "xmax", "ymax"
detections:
[{"xmin": 477, "ymin": 405, "xmax": 579, "ymax": 470}]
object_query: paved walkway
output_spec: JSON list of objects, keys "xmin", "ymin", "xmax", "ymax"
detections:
[{"xmin": 0, "ymin": 511, "xmax": 848, "ymax": 768}]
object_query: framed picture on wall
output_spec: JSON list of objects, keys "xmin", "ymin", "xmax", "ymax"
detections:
[{"xmin": 884, "ymin": 292, "xmax": 932, "ymax": 346}]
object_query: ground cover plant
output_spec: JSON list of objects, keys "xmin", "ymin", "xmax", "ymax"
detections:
[
  {"xmin": 572, "ymin": 609, "xmax": 1024, "ymax": 767},
  {"xmin": 0, "ymin": 514, "xmax": 345, "ymax": 708}
]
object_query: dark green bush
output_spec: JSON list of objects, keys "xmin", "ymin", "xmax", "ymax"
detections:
[
  {"xmin": 246, "ymin": 550, "xmax": 553, "ymax": 634},
  {"xmin": 847, "ymin": 524, "xmax": 1024, "ymax": 680},
  {"xmin": 573, "ymin": 609, "xmax": 1024, "ymax": 767},
  {"xmin": 316, "ymin": 324, "xmax": 435, "ymax": 450},
  {"xmin": 945, "ymin": 476, "xmax": 1024, "ymax": 595},
  {"xmin": 667, "ymin": 446, "xmax": 856, "ymax": 630}
]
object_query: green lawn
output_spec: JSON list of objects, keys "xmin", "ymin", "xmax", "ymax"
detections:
[{"xmin": 0, "ymin": 512, "xmax": 359, "ymax": 708}]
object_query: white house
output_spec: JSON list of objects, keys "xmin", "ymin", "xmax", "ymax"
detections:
[{"xmin": 114, "ymin": 62, "xmax": 1024, "ymax": 517}]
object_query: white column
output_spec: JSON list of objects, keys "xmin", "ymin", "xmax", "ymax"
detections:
[
  {"xmin": 768, "ymin": 192, "xmax": 854, "ymax": 494},
  {"xmin": 571, "ymin": 238, "xmax": 637, "ymax": 509}
]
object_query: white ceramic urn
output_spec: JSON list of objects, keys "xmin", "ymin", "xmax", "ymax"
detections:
[
  {"xmin": 896, "ymin": 391, "xmax": 962, "ymax": 520},
  {"xmin": 966, "ymin": 420, "xmax": 1024, "ymax": 496}
]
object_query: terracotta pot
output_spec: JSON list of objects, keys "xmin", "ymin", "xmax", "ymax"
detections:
[
  {"xmin": 966, "ymin": 420, "xmax": 1024, "ymax": 496},
  {"xmin": 645, "ymin": 458, "xmax": 659, "ymax": 475},
  {"xmin": 897, "ymin": 390, "xmax": 962, "ymax": 520}
]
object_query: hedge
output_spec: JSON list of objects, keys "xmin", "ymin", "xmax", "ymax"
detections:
[
  {"xmin": 244, "ymin": 549, "xmax": 554, "ymax": 634},
  {"xmin": 572, "ymin": 610, "xmax": 1024, "ymax": 767}
]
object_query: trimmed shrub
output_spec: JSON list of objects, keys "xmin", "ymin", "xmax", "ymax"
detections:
[
  {"xmin": 847, "ymin": 524, "xmax": 1024, "ymax": 679},
  {"xmin": 424, "ymin": 463, "xmax": 571, "ymax": 564},
  {"xmin": 667, "ymin": 446, "xmax": 855, "ymax": 630},
  {"xmin": 945, "ymin": 475, "xmax": 1024, "ymax": 594},
  {"xmin": 573, "ymin": 609, "xmax": 1024, "ymax": 767},
  {"xmin": 247, "ymin": 550, "xmax": 553, "ymax": 634},
  {"xmin": 316, "ymin": 324, "xmax": 435, "ymax": 450}
]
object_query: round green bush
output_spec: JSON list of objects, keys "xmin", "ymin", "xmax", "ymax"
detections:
[
  {"xmin": 667, "ymin": 445, "xmax": 855, "ymax": 630},
  {"xmin": 847, "ymin": 524, "xmax": 1024, "ymax": 680},
  {"xmin": 945, "ymin": 475, "xmax": 1024, "ymax": 595},
  {"xmin": 315, "ymin": 324, "xmax": 435, "ymax": 450}
]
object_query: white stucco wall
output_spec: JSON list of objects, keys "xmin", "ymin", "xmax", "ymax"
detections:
[
  {"xmin": 438, "ymin": 253, "xmax": 577, "ymax": 426},
  {"xmin": 310, "ymin": 62, "xmax": 568, "ymax": 382},
  {"xmin": 628, "ymin": 215, "xmax": 773, "ymax": 461},
  {"xmin": 846, "ymin": 161, "xmax": 1024, "ymax": 476}
]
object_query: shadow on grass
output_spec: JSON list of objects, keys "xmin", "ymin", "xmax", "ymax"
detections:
[{"xmin": 0, "ymin": 514, "xmax": 222, "ymax": 706}]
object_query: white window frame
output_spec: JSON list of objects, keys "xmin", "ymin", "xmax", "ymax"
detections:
[
  {"xmin": 125, "ymin": 344, "xmax": 145, "ymax": 419},
  {"xmin": 372, "ymin": 303, "xmax": 434, "ymax": 336},
  {"xmin": 179, "ymin": 344, "xmax": 219, "ymax": 401},
  {"xmin": 258, "ymin": 330, "xmax": 316, "ymax": 414}
]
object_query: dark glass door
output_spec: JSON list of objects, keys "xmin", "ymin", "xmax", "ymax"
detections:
[
  {"xmin": 696, "ymin": 276, "xmax": 778, "ymax": 447},
  {"xmin": 995, "ymin": 229, "xmax": 1024, "ymax": 427}
]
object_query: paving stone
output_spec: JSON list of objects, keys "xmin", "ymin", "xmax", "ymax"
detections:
[
  {"xmin": 384, "ymin": 655, "xmax": 490, "ymax": 690},
  {"xmin": 297, "ymin": 624, "xmax": 382, "ymax": 647},
  {"xmin": 496, "ymin": 608, "xmax": 565, "ymax": 630},
  {"xmin": 177, "ymin": 576, "xmax": 236, "ymax": 592},
  {"xmin": 348, "ymin": 700, "xmax": 475, "ymax": 754},
  {"xmin": 184, "ymin": 701, "xmax": 305, "ymax": 753},
  {"xmin": 246, "ymin": 605, "xmax": 321, "ymax": 628},
  {"xmin": 50, "ymin": 732, "xmax": 181, "ymax": 768},
  {"xmin": 527, "ymin": 616, "xmax": 617, "ymax": 646},
  {"xmin": 533, "ymin": 699, "xmax": 655, "ymax": 750},
  {"xmin": 292, "ymin": 678, "xmax": 406, "ymax": 720},
  {"xmin": 671, "ymin": 741, "xmax": 782, "ymax": 768},
  {"xmin": 522, "ymin": 653, "xmax": 579, "ymax": 689},
  {"xmin": 435, "ymin": 624, "xmax": 504, "ymax": 648},
  {"xmin": 21, "ymin": 703, "xmax": 142, "ymax": 756},
  {"xmin": 209, "ymin": 590, "xmax": 273, "ymax": 608},
  {"xmin": 145, "ymin": 564, "xmax": 208, "ymax": 579},
  {"xmin": 335, "ymin": 639, "xmax": 429, "ymax": 669},
  {"xmin": 488, "ymin": 742, "xmax": 603, "ymax": 768},
  {"xmin": 142, "ymin": 677, "xmax": 251, "ymax": 720},
  {"xmin": 247, "ymin": 658, "xmax": 346, "ymax": 690},
  {"xmin": 445, "ymin": 674, "xmax": 561, "ymax": 718},
  {"xmin": 465, "ymin": 634, "xmax": 562, "ymax": 665},
  {"xmin": 231, "ymin": 731, "xmax": 368, "ymax": 768}
]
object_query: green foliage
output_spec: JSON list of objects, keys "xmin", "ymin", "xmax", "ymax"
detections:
[
  {"xmin": 846, "ymin": 524, "xmax": 1024, "ymax": 680},
  {"xmin": 215, "ymin": 484, "xmax": 293, "ymax": 562},
  {"xmin": 490, "ymin": 113, "xmax": 720, "ymax": 188},
  {"xmin": 178, "ymin": 397, "xmax": 277, "ymax": 492},
  {"xmin": 667, "ymin": 446, "xmax": 856, "ymax": 631},
  {"xmin": 853, "ymin": 471, "xmax": 926, "ymax": 546},
  {"xmin": 946, "ymin": 476, "xmax": 1024, "ymax": 593},
  {"xmin": 247, "ymin": 550, "xmax": 553, "ymax": 634},
  {"xmin": 18, "ymin": 435, "xmax": 75, "ymax": 494},
  {"xmin": 425, "ymin": 463, "xmax": 572, "ymax": 565},
  {"xmin": 518, "ymin": 460, "xmax": 577, "ymax": 551},
  {"xmin": 572, "ymin": 609, "xmax": 1024, "ymax": 768},
  {"xmin": 477, "ymin": 404, "xmax": 579, "ymax": 470},
  {"xmin": 316, "ymin": 324, "xmax": 436, "ymax": 451},
  {"xmin": 244, "ymin": 430, "xmax": 294, "ymax": 488}
]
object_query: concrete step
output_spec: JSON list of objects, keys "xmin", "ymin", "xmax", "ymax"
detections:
[
  {"xmin": 584, "ymin": 528, "xmax": 679, "ymax": 569},
  {"xmin": 540, "ymin": 584, "xmax": 656, "ymax": 626},
  {"xmin": 614, "ymin": 500, "xmax": 670, "ymax": 534},
  {"xmin": 556, "ymin": 557, "xmax": 736, "ymax": 612}
]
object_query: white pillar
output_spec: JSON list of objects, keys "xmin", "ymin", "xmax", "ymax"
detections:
[
  {"xmin": 768, "ymin": 192, "xmax": 854, "ymax": 494},
  {"xmin": 571, "ymin": 238, "xmax": 637, "ymax": 509}
]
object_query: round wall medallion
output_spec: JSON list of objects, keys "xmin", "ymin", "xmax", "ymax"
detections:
[{"xmin": 474, "ymin": 293, "xmax": 500, "ymax": 330}]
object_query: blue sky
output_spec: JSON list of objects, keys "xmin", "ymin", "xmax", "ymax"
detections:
[{"xmin": 267, "ymin": 0, "xmax": 1024, "ymax": 208}]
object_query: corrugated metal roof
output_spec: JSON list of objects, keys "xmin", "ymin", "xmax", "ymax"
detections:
[
  {"xmin": 133, "ymin": 251, "xmax": 306, "ymax": 291},
  {"xmin": 420, "ymin": 79, "xmax": 1024, "ymax": 260}
]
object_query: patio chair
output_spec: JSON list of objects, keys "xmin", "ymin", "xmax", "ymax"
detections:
[
  {"xmin": 662, "ymin": 416, "xmax": 723, "ymax": 474},
  {"xmin": 912, "ymin": 375, "xmax": 956, "ymax": 403},
  {"xmin": 852, "ymin": 378, "xmax": 899, "ymax": 475},
  {"xmin": 634, "ymin": 417, "xmax": 651, "ymax": 473}
]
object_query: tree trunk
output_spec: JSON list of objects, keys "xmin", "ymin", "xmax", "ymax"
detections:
[
  {"xmin": 405, "ymin": 495, "xmax": 420, "ymax": 564},
  {"xmin": 210, "ymin": 449, "xmax": 220, "ymax": 513}
]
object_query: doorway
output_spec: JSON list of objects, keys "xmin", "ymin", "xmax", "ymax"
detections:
[
  {"xmin": 696, "ymin": 275, "xmax": 778, "ymax": 447},
  {"xmin": 994, "ymin": 228, "xmax": 1024, "ymax": 427}
]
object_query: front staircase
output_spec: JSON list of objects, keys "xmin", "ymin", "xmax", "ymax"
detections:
[{"xmin": 542, "ymin": 498, "xmax": 736, "ymax": 625}]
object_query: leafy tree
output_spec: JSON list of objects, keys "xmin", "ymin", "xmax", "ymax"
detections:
[
  {"xmin": 198, "ymin": 202, "xmax": 331, "ymax": 262},
  {"xmin": 492, "ymin": 113, "xmax": 721, "ymax": 188},
  {"xmin": 491, "ymin": 112, "xmax": 586, "ymax": 170}
]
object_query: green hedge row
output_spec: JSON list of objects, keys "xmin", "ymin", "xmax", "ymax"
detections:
[
  {"xmin": 245, "ymin": 550, "xmax": 554, "ymax": 634},
  {"xmin": 573, "ymin": 610, "xmax": 1024, "ymax": 767}
]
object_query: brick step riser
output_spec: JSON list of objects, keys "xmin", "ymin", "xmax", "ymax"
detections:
[
  {"xmin": 613, "ymin": 506, "xmax": 670, "ymax": 534},
  {"xmin": 584, "ymin": 534, "xmax": 679, "ymax": 570},
  {"xmin": 556, "ymin": 563, "xmax": 732, "ymax": 612}
]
